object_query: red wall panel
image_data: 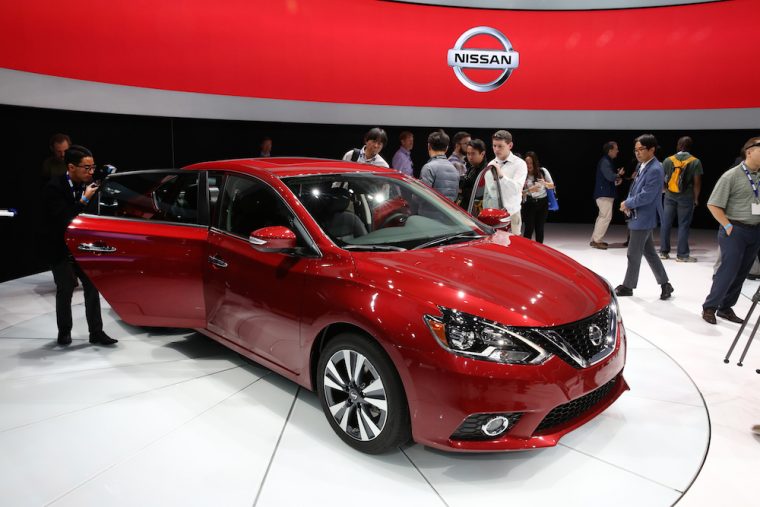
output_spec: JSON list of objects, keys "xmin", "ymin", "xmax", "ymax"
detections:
[{"xmin": 0, "ymin": 0, "xmax": 757, "ymax": 110}]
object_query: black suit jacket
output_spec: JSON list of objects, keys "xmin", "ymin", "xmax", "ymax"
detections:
[{"xmin": 43, "ymin": 175, "xmax": 92, "ymax": 264}]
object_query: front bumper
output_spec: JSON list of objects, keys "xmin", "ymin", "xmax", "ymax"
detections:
[{"xmin": 400, "ymin": 323, "xmax": 627, "ymax": 451}]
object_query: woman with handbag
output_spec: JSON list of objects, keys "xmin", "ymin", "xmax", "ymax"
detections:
[{"xmin": 521, "ymin": 151, "xmax": 556, "ymax": 243}]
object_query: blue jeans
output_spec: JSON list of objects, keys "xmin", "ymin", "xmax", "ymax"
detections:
[{"xmin": 659, "ymin": 192, "xmax": 695, "ymax": 258}]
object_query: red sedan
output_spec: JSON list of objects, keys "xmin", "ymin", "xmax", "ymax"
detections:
[{"xmin": 66, "ymin": 158, "xmax": 627, "ymax": 453}]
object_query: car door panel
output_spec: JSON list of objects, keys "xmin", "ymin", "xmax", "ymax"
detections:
[
  {"xmin": 67, "ymin": 216, "xmax": 208, "ymax": 327},
  {"xmin": 205, "ymin": 229, "xmax": 309, "ymax": 373}
]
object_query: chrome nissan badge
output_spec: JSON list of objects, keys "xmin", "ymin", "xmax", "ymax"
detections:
[
  {"xmin": 588, "ymin": 325, "xmax": 604, "ymax": 347},
  {"xmin": 447, "ymin": 26, "xmax": 520, "ymax": 92}
]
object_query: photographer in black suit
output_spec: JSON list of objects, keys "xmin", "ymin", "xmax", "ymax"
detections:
[{"xmin": 43, "ymin": 145, "xmax": 116, "ymax": 346}]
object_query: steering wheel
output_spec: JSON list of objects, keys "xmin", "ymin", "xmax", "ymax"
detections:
[{"xmin": 379, "ymin": 212, "xmax": 409, "ymax": 228}]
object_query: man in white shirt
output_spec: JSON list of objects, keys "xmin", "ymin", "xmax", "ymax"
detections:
[
  {"xmin": 483, "ymin": 130, "xmax": 528, "ymax": 234},
  {"xmin": 343, "ymin": 128, "xmax": 389, "ymax": 168}
]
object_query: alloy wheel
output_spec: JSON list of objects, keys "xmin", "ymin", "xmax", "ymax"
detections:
[{"xmin": 322, "ymin": 349, "xmax": 388, "ymax": 441}]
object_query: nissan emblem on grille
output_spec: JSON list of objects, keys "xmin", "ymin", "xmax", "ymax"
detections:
[
  {"xmin": 588, "ymin": 325, "xmax": 604, "ymax": 347},
  {"xmin": 447, "ymin": 27, "xmax": 520, "ymax": 92}
]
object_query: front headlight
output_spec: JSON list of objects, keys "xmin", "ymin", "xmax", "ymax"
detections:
[{"xmin": 424, "ymin": 307, "xmax": 552, "ymax": 365}]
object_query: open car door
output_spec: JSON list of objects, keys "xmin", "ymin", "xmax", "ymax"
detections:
[
  {"xmin": 466, "ymin": 165, "xmax": 511, "ymax": 231},
  {"xmin": 66, "ymin": 170, "xmax": 208, "ymax": 328}
]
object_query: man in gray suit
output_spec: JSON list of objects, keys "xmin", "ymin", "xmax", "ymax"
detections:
[{"xmin": 615, "ymin": 134, "xmax": 674, "ymax": 300}]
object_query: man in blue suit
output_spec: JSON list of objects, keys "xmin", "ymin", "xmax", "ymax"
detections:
[{"xmin": 615, "ymin": 134, "xmax": 674, "ymax": 300}]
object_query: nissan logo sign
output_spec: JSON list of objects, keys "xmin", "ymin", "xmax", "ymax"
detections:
[{"xmin": 447, "ymin": 27, "xmax": 520, "ymax": 92}]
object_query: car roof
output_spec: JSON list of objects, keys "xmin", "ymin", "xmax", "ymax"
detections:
[{"xmin": 182, "ymin": 157, "xmax": 398, "ymax": 178}]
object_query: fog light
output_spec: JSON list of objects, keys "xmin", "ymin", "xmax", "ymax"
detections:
[{"xmin": 481, "ymin": 415, "xmax": 510, "ymax": 436}]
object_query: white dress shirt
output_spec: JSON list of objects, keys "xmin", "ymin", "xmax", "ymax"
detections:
[{"xmin": 483, "ymin": 153, "xmax": 528, "ymax": 214}]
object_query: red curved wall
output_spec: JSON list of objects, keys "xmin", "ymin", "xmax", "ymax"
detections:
[{"xmin": 0, "ymin": 0, "xmax": 758, "ymax": 110}]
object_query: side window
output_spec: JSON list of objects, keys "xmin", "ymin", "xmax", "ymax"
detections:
[
  {"xmin": 469, "ymin": 166, "xmax": 502, "ymax": 216},
  {"xmin": 98, "ymin": 172, "xmax": 200, "ymax": 224},
  {"xmin": 218, "ymin": 175, "xmax": 299, "ymax": 240}
]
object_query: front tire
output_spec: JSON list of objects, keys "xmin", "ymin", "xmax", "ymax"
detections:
[{"xmin": 316, "ymin": 332, "xmax": 410, "ymax": 454}]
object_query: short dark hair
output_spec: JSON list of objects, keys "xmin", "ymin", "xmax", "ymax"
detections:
[
  {"xmin": 677, "ymin": 136, "xmax": 692, "ymax": 152},
  {"xmin": 635, "ymin": 134, "xmax": 658, "ymax": 151},
  {"xmin": 468, "ymin": 138, "xmax": 486, "ymax": 153},
  {"xmin": 427, "ymin": 130, "xmax": 450, "ymax": 152},
  {"xmin": 492, "ymin": 130, "xmax": 513, "ymax": 143},
  {"xmin": 50, "ymin": 133, "xmax": 71, "ymax": 147},
  {"xmin": 603, "ymin": 141, "xmax": 617, "ymax": 154},
  {"xmin": 399, "ymin": 130, "xmax": 413, "ymax": 142},
  {"xmin": 364, "ymin": 128, "xmax": 388, "ymax": 145},
  {"xmin": 741, "ymin": 137, "xmax": 760, "ymax": 159},
  {"xmin": 64, "ymin": 145, "xmax": 93, "ymax": 166},
  {"xmin": 452, "ymin": 131, "xmax": 471, "ymax": 144}
]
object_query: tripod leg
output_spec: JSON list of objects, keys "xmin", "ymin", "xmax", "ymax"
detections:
[
  {"xmin": 737, "ymin": 315, "xmax": 760, "ymax": 366},
  {"xmin": 725, "ymin": 301, "xmax": 757, "ymax": 362}
]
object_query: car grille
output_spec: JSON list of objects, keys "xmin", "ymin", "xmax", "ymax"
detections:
[
  {"xmin": 535, "ymin": 377, "xmax": 618, "ymax": 433},
  {"xmin": 530, "ymin": 307, "xmax": 614, "ymax": 368},
  {"xmin": 450, "ymin": 412, "xmax": 524, "ymax": 441}
]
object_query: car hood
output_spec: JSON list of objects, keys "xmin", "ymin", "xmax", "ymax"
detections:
[{"xmin": 352, "ymin": 231, "xmax": 610, "ymax": 327}]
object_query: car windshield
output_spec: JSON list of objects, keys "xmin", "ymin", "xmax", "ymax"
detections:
[{"xmin": 284, "ymin": 173, "xmax": 492, "ymax": 251}]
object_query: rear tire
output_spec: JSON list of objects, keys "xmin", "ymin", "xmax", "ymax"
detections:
[{"xmin": 316, "ymin": 332, "xmax": 410, "ymax": 454}]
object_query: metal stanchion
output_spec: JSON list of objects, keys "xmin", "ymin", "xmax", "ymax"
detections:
[{"xmin": 724, "ymin": 285, "xmax": 760, "ymax": 373}]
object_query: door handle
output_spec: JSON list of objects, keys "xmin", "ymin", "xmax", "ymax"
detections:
[
  {"xmin": 208, "ymin": 255, "xmax": 228, "ymax": 268},
  {"xmin": 77, "ymin": 242, "xmax": 117, "ymax": 253}
]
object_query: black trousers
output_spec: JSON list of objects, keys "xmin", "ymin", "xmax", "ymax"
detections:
[
  {"xmin": 51, "ymin": 257, "xmax": 103, "ymax": 334},
  {"xmin": 703, "ymin": 224, "xmax": 760, "ymax": 310},
  {"xmin": 522, "ymin": 196, "xmax": 549, "ymax": 243}
]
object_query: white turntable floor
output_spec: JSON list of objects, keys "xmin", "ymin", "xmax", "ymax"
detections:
[{"xmin": 0, "ymin": 224, "xmax": 757, "ymax": 506}]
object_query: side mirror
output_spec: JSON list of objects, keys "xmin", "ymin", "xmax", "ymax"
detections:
[
  {"xmin": 249, "ymin": 226, "xmax": 297, "ymax": 253},
  {"xmin": 478, "ymin": 208, "xmax": 511, "ymax": 229}
]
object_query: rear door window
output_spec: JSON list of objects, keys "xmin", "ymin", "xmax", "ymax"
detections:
[{"xmin": 98, "ymin": 171, "xmax": 201, "ymax": 225}]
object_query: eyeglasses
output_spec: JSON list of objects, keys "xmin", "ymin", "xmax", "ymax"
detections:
[
  {"xmin": 77, "ymin": 164, "xmax": 96, "ymax": 172},
  {"xmin": 633, "ymin": 147, "xmax": 651, "ymax": 153}
]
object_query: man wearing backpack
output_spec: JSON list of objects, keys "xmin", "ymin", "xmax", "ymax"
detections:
[
  {"xmin": 343, "ymin": 127, "xmax": 389, "ymax": 168},
  {"xmin": 659, "ymin": 136, "xmax": 703, "ymax": 262}
]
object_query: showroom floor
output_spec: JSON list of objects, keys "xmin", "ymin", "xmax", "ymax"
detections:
[{"xmin": 0, "ymin": 224, "xmax": 758, "ymax": 507}]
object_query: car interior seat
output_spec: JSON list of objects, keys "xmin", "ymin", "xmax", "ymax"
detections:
[{"xmin": 322, "ymin": 187, "xmax": 367, "ymax": 241}]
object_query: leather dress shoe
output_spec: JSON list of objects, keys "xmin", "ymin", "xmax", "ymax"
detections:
[
  {"xmin": 89, "ymin": 331, "xmax": 118, "ymax": 345},
  {"xmin": 614, "ymin": 285, "xmax": 633, "ymax": 296},
  {"xmin": 702, "ymin": 308, "xmax": 717, "ymax": 324},
  {"xmin": 660, "ymin": 282, "xmax": 674, "ymax": 300},
  {"xmin": 57, "ymin": 332, "xmax": 72, "ymax": 346},
  {"xmin": 590, "ymin": 241, "xmax": 608, "ymax": 250},
  {"xmin": 717, "ymin": 308, "xmax": 744, "ymax": 324}
]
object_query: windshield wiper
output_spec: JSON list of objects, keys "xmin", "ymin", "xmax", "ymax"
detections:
[
  {"xmin": 412, "ymin": 232, "xmax": 487, "ymax": 250},
  {"xmin": 342, "ymin": 245, "xmax": 407, "ymax": 252}
]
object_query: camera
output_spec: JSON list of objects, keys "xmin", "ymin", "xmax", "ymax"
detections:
[{"xmin": 92, "ymin": 164, "xmax": 117, "ymax": 184}]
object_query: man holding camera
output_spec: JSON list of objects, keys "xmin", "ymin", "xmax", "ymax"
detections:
[{"xmin": 43, "ymin": 145, "xmax": 116, "ymax": 346}]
